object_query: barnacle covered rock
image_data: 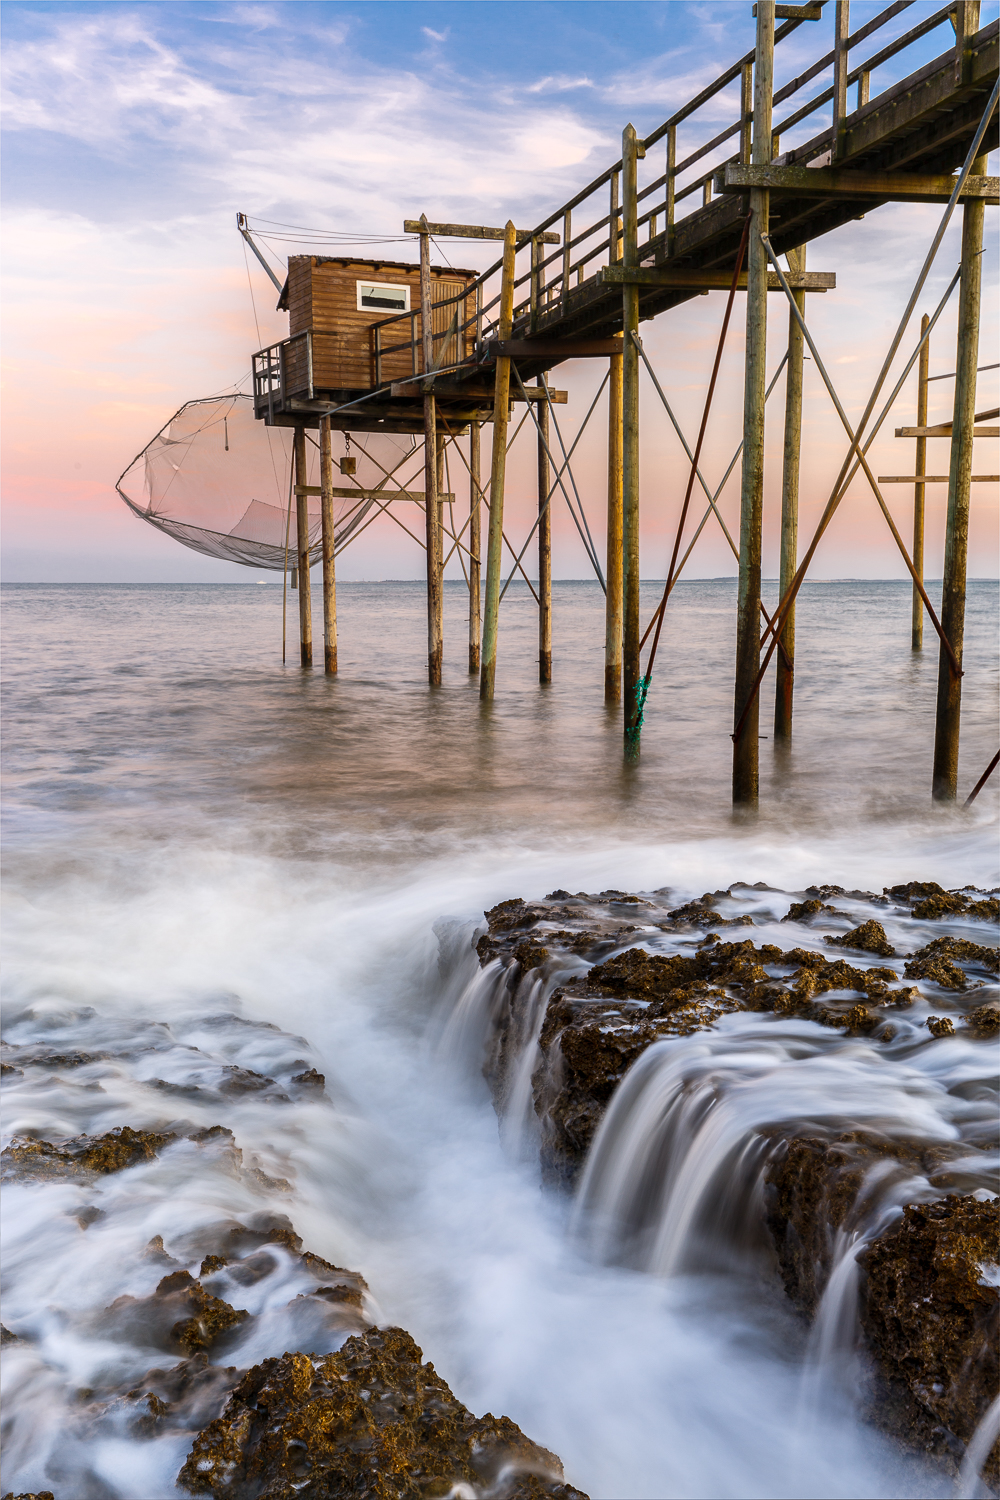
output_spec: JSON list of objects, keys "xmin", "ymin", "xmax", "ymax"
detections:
[{"xmin": 177, "ymin": 1326, "xmax": 588, "ymax": 1499}]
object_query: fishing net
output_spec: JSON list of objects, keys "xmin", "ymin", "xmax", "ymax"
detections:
[{"xmin": 116, "ymin": 395, "xmax": 422, "ymax": 571}]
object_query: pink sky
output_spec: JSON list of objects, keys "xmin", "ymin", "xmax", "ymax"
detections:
[{"xmin": 2, "ymin": 2, "xmax": 997, "ymax": 582}]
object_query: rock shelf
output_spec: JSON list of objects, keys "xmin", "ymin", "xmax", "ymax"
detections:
[{"xmin": 474, "ymin": 883, "xmax": 999, "ymax": 1484}]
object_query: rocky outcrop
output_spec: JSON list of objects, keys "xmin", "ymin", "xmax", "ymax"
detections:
[
  {"xmin": 474, "ymin": 885, "xmax": 998, "ymax": 1486},
  {"xmin": 473, "ymin": 891, "xmax": 985, "ymax": 1187},
  {"xmin": 178, "ymin": 1326, "xmax": 588, "ymax": 1500},
  {"xmin": 859, "ymin": 1195, "xmax": 1000, "ymax": 1484},
  {"xmin": 762, "ymin": 1132, "xmax": 969, "ymax": 1315},
  {"xmin": 1, "ymin": 1125, "xmax": 175, "ymax": 1180}
]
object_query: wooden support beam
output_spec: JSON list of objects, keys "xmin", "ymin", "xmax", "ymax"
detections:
[
  {"xmin": 733, "ymin": 0, "xmax": 774, "ymax": 806},
  {"xmin": 403, "ymin": 219, "xmax": 559, "ymax": 244},
  {"xmin": 319, "ymin": 417, "xmax": 338, "ymax": 675},
  {"xmin": 754, "ymin": 1, "xmax": 822, "ymax": 15},
  {"xmin": 295, "ymin": 486, "xmax": 455, "ymax": 500},
  {"xmin": 895, "ymin": 424, "xmax": 998, "ymax": 437},
  {"xmin": 480, "ymin": 222, "xmax": 517, "ymax": 702},
  {"xmin": 420, "ymin": 220, "xmax": 443, "ymax": 687},
  {"xmin": 878, "ymin": 474, "xmax": 999, "ymax": 483},
  {"xmin": 484, "ymin": 338, "xmax": 624, "ymax": 359},
  {"xmin": 537, "ymin": 376, "xmax": 552, "ymax": 683},
  {"xmin": 622, "ymin": 123, "xmax": 645, "ymax": 753},
  {"xmin": 390, "ymin": 379, "xmax": 567, "ymax": 401},
  {"xmin": 469, "ymin": 423, "xmax": 482, "ymax": 673},
  {"xmin": 294, "ymin": 425, "xmax": 313, "ymax": 668},
  {"xmin": 913, "ymin": 314, "xmax": 929, "ymax": 651},
  {"xmin": 933, "ymin": 153, "xmax": 986, "ymax": 802},
  {"xmin": 606, "ymin": 350, "xmax": 624, "ymax": 704},
  {"xmin": 600, "ymin": 265, "xmax": 835, "ymax": 290},
  {"xmin": 718, "ymin": 163, "xmax": 999, "ymax": 203},
  {"xmin": 774, "ymin": 245, "xmax": 805, "ymax": 742},
  {"xmin": 832, "ymin": 0, "xmax": 850, "ymax": 162}
]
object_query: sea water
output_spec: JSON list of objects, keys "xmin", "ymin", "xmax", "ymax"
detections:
[{"xmin": 1, "ymin": 578, "xmax": 997, "ymax": 1498}]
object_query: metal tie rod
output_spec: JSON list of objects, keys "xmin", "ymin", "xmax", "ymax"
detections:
[
  {"xmin": 499, "ymin": 371, "xmax": 610, "ymax": 604},
  {"xmin": 512, "ymin": 364, "xmax": 607, "ymax": 592}
]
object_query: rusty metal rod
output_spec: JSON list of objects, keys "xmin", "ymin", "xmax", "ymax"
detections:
[{"xmin": 964, "ymin": 750, "xmax": 1000, "ymax": 808}]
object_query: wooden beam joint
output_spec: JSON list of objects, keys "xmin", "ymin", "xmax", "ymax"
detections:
[
  {"xmin": 718, "ymin": 163, "xmax": 1000, "ymax": 204},
  {"xmin": 600, "ymin": 265, "xmax": 835, "ymax": 291},
  {"xmin": 404, "ymin": 219, "xmax": 559, "ymax": 244}
]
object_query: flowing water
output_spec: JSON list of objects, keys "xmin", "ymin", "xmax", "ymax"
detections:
[{"xmin": 1, "ymin": 578, "xmax": 997, "ymax": 1499}]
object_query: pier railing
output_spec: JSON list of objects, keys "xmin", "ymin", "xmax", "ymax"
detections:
[{"xmin": 367, "ymin": 0, "xmax": 990, "ymax": 380}]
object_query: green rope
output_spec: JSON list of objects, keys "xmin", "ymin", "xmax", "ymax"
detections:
[{"xmin": 625, "ymin": 674, "xmax": 650, "ymax": 759}]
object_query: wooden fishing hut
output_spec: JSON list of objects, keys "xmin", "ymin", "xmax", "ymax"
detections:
[{"xmin": 246, "ymin": 0, "xmax": 999, "ymax": 809}]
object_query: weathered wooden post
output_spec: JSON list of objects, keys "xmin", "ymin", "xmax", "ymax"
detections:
[
  {"xmin": 732, "ymin": 0, "xmax": 773, "ymax": 804},
  {"xmin": 606, "ymin": 349, "xmax": 624, "ymax": 704},
  {"xmin": 537, "ymin": 375, "xmax": 553, "ymax": 682},
  {"xmin": 774, "ymin": 244, "xmax": 805, "ymax": 740},
  {"xmin": 912, "ymin": 314, "xmax": 929, "ymax": 650},
  {"xmin": 932, "ymin": 155, "xmax": 985, "ymax": 801},
  {"xmin": 419, "ymin": 216, "xmax": 443, "ymax": 685},
  {"xmin": 480, "ymin": 221, "xmax": 517, "ymax": 702},
  {"xmin": 294, "ymin": 424, "xmax": 313, "ymax": 668},
  {"xmin": 622, "ymin": 123, "xmax": 644, "ymax": 748},
  {"xmin": 831, "ymin": 2, "xmax": 850, "ymax": 161},
  {"xmin": 469, "ymin": 422, "xmax": 481, "ymax": 672},
  {"xmin": 319, "ymin": 416, "xmax": 338, "ymax": 675}
]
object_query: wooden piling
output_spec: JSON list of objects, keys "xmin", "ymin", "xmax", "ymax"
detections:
[
  {"xmin": 932, "ymin": 156, "xmax": 985, "ymax": 801},
  {"xmin": 912, "ymin": 313, "xmax": 929, "ymax": 650},
  {"xmin": 606, "ymin": 350, "xmax": 624, "ymax": 703},
  {"xmin": 480, "ymin": 221, "xmax": 518, "ymax": 702},
  {"xmin": 319, "ymin": 416, "xmax": 338, "ymax": 675},
  {"xmin": 537, "ymin": 375, "xmax": 553, "ymax": 683},
  {"xmin": 773, "ymin": 244, "xmax": 805, "ymax": 740},
  {"xmin": 294, "ymin": 425, "xmax": 313, "ymax": 668},
  {"xmin": 732, "ymin": 0, "xmax": 773, "ymax": 805},
  {"xmin": 622, "ymin": 123, "xmax": 644, "ymax": 747},
  {"xmin": 469, "ymin": 422, "xmax": 481, "ymax": 672},
  {"xmin": 419, "ymin": 219, "xmax": 442, "ymax": 686}
]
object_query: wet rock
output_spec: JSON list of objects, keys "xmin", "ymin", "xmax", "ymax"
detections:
[
  {"xmin": 515, "ymin": 938, "xmax": 551, "ymax": 970},
  {"xmin": 903, "ymin": 954, "xmax": 971, "ymax": 991},
  {"xmin": 177, "ymin": 1325, "xmax": 588, "ymax": 1499},
  {"xmin": 859, "ymin": 1195, "xmax": 1000, "ymax": 1483},
  {"xmin": 912, "ymin": 892, "xmax": 1000, "ymax": 922},
  {"xmin": 1, "ymin": 1125, "xmax": 176, "ymax": 1181},
  {"xmin": 908, "ymin": 935, "xmax": 999, "ymax": 976},
  {"xmin": 290, "ymin": 1068, "xmax": 325, "ymax": 1092},
  {"xmin": 200, "ymin": 1255, "xmax": 228, "ymax": 1277},
  {"xmin": 1, "ymin": 1062, "xmax": 23, "ymax": 1077},
  {"xmin": 782, "ymin": 899, "xmax": 840, "ymax": 922},
  {"xmin": 825, "ymin": 920, "xmax": 895, "ymax": 957},
  {"xmin": 2, "ymin": 1491, "xmax": 55, "ymax": 1499},
  {"xmin": 1, "ymin": 1324, "xmax": 24, "ymax": 1344},
  {"xmin": 967, "ymin": 1004, "xmax": 1000, "ymax": 1035},
  {"xmin": 885, "ymin": 881, "xmax": 947, "ymax": 902},
  {"xmin": 220, "ymin": 1066, "xmax": 287, "ymax": 1099},
  {"xmin": 103, "ymin": 1270, "xmax": 249, "ymax": 1356},
  {"xmin": 926, "ymin": 1016, "xmax": 956, "ymax": 1039},
  {"xmin": 763, "ymin": 1132, "xmax": 968, "ymax": 1315}
]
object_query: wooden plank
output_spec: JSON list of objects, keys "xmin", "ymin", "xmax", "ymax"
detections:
[
  {"xmin": 755, "ymin": 2, "xmax": 823, "ymax": 16},
  {"xmin": 390, "ymin": 379, "xmax": 567, "ymax": 401},
  {"xmin": 404, "ymin": 219, "xmax": 559, "ymax": 243},
  {"xmin": 485, "ymin": 338, "xmax": 624, "ymax": 357},
  {"xmin": 295, "ymin": 486, "xmax": 454, "ymax": 501},
  {"xmin": 895, "ymin": 425, "xmax": 998, "ymax": 436},
  {"xmin": 878, "ymin": 475, "xmax": 999, "ymax": 482},
  {"xmin": 720, "ymin": 163, "xmax": 999, "ymax": 202},
  {"xmin": 600, "ymin": 265, "xmax": 835, "ymax": 290}
]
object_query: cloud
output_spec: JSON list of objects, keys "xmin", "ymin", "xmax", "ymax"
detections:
[{"xmin": 421, "ymin": 26, "xmax": 448, "ymax": 42}]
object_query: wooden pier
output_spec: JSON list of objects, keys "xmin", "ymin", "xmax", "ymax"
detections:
[{"xmin": 247, "ymin": 0, "xmax": 998, "ymax": 808}]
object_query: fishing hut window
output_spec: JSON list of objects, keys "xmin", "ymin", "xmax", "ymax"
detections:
[{"xmin": 357, "ymin": 281, "xmax": 410, "ymax": 313}]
